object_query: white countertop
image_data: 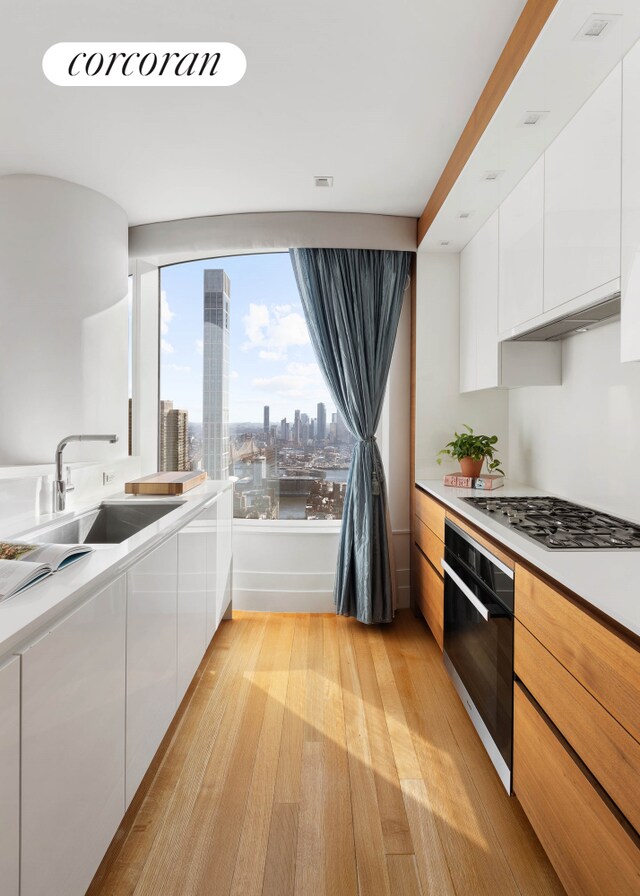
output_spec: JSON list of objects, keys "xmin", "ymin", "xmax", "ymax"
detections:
[
  {"xmin": 0, "ymin": 480, "xmax": 232, "ymax": 657},
  {"xmin": 416, "ymin": 479, "xmax": 640, "ymax": 638}
]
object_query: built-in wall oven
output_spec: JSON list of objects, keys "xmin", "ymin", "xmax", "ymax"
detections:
[{"xmin": 441, "ymin": 519, "xmax": 515, "ymax": 792}]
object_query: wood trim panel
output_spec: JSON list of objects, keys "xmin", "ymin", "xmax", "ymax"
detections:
[
  {"xmin": 513, "ymin": 684, "xmax": 640, "ymax": 896},
  {"xmin": 515, "ymin": 620, "xmax": 640, "ymax": 834},
  {"xmin": 409, "ymin": 258, "xmax": 418, "ymax": 615},
  {"xmin": 412, "ymin": 545, "xmax": 444, "ymax": 650},
  {"xmin": 414, "ymin": 488, "xmax": 445, "ymax": 541},
  {"xmin": 417, "ymin": 0, "xmax": 559, "ymax": 244},
  {"xmin": 516, "ymin": 564, "xmax": 640, "ymax": 744},
  {"xmin": 445, "ymin": 511, "xmax": 515, "ymax": 572},
  {"xmin": 413, "ymin": 514, "xmax": 444, "ymax": 579}
]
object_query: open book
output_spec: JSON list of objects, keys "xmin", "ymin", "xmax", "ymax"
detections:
[{"xmin": 0, "ymin": 541, "xmax": 94, "ymax": 602}]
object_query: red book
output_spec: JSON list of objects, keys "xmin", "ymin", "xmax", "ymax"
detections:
[{"xmin": 443, "ymin": 473, "xmax": 504, "ymax": 490}]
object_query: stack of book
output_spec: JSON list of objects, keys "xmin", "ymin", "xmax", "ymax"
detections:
[{"xmin": 442, "ymin": 473, "xmax": 504, "ymax": 490}]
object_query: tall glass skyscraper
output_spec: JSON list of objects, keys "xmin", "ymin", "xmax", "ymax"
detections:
[{"xmin": 203, "ymin": 269, "xmax": 231, "ymax": 479}]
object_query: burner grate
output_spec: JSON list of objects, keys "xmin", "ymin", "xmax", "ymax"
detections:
[{"xmin": 463, "ymin": 496, "xmax": 640, "ymax": 550}]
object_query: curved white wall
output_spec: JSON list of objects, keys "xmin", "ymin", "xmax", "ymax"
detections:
[{"xmin": 0, "ymin": 175, "xmax": 129, "ymax": 465}]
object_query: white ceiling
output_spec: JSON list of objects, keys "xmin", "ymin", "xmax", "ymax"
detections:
[{"xmin": 0, "ymin": 0, "xmax": 527, "ymax": 226}]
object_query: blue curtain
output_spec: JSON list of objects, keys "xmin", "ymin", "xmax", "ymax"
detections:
[{"xmin": 289, "ymin": 248, "xmax": 411, "ymax": 624}]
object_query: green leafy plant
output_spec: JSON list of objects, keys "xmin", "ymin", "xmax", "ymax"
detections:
[{"xmin": 436, "ymin": 424, "xmax": 504, "ymax": 474}]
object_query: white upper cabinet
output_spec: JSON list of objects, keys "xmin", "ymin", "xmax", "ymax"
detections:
[
  {"xmin": 544, "ymin": 63, "xmax": 622, "ymax": 313},
  {"xmin": 622, "ymin": 38, "xmax": 640, "ymax": 363},
  {"xmin": 460, "ymin": 210, "xmax": 560, "ymax": 392},
  {"xmin": 460, "ymin": 210, "xmax": 500, "ymax": 392},
  {"xmin": 499, "ymin": 156, "xmax": 544, "ymax": 334},
  {"xmin": 0, "ymin": 656, "xmax": 20, "ymax": 896}
]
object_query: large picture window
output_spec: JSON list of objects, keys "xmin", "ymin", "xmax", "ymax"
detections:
[{"xmin": 159, "ymin": 253, "xmax": 355, "ymax": 520}]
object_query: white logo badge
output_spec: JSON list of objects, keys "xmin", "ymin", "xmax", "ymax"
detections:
[{"xmin": 43, "ymin": 43, "xmax": 246, "ymax": 87}]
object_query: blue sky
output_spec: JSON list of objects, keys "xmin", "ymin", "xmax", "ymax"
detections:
[{"xmin": 159, "ymin": 252, "xmax": 336, "ymax": 424}]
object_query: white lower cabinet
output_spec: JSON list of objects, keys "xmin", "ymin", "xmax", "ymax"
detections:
[
  {"xmin": 20, "ymin": 578, "xmax": 126, "ymax": 896},
  {"xmin": 177, "ymin": 527, "xmax": 208, "ymax": 702},
  {"xmin": 216, "ymin": 485, "xmax": 233, "ymax": 626},
  {"xmin": 126, "ymin": 534, "xmax": 178, "ymax": 806},
  {"xmin": 0, "ymin": 655, "xmax": 20, "ymax": 896}
]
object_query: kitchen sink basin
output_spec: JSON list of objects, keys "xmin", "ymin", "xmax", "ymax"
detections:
[{"xmin": 27, "ymin": 501, "xmax": 184, "ymax": 545}]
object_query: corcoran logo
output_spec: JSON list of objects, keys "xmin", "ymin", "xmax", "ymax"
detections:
[{"xmin": 43, "ymin": 42, "xmax": 246, "ymax": 86}]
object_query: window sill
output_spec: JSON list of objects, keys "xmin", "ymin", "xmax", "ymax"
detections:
[{"xmin": 233, "ymin": 517, "xmax": 342, "ymax": 534}]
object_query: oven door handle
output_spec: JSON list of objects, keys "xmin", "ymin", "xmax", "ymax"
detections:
[{"xmin": 441, "ymin": 559, "xmax": 491, "ymax": 622}]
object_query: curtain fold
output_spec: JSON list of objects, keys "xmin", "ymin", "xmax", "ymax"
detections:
[{"xmin": 289, "ymin": 248, "xmax": 411, "ymax": 624}]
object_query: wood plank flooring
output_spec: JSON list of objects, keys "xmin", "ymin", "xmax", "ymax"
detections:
[{"xmin": 88, "ymin": 610, "xmax": 564, "ymax": 896}]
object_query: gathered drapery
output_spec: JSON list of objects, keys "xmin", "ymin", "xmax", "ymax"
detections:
[{"xmin": 289, "ymin": 248, "xmax": 411, "ymax": 624}]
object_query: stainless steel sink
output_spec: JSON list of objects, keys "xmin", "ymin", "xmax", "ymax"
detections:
[{"xmin": 27, "ymin": 501, "xmax": 184, "ymax": 545}]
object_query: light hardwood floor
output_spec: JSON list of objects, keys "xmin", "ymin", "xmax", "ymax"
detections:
[{"xmin": 88, "ymin": 610, "xmax": 564, "ymax": 896}]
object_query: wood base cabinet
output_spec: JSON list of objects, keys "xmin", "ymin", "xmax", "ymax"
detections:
[
  {"xmin": 21, "ymin": 578, "xmax": 126, "ymax": 896},
  {"xmin": 0, "ymin": 655, "xmax": 20, "ymax": 896},
  {"xmin": 514, "ymin": 683, "xmax": 640, "ymax": 896}
]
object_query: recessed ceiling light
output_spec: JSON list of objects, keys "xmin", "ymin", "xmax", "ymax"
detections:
[
  {"xmin": 518, "ymin": 110, "xmax": 549, "ymax": 128},
  {"xmin": 574, "ymin": 14, "xmax": 620, "ymax": 42},
  {"xmin": 314, "ymin": 176, "xmax": 333, "ymax": 188},
  {"xmin": 458, "ymin": 211, "xmax": 473, "ymax": 219},
  {"xmin": 483, "ymin": 170, "xmax": 504, "ymax": 181},
  {"xmin": 574, "ymin": 327, "xmax": 589, "ymax": 333},
  {"xmin": 439, "ymin": 240, "xmax": 451, "ymax": 246}
]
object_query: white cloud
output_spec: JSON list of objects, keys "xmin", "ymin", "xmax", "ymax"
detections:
[
  {"xmin": 242, "ymin": 302, "xmax": 309, "ymax": 360},
  {"xmin": 230, "ymin": 370, "xmax": 240, "ymax": 380},
  {"xmin": 252, "ymin": 361, "xmax": 325, "ymax": 400},
  {"xmin": 242, "ymin": 303, "xmax": 270, "ymax": 347},
  {"xmin": 195, "ymin": 338, "xmax": 203, "ymax": 355},
  {"xmin": 168, "ymin": 364, "xmax": 191, "ymax": 373},
  {"xmin": 161, "ymin": 339, "xmax": 174, "ymax": 354},
  {"xmin": 160, "ymin": 291, "xmax": 175, "ymax": 336}
]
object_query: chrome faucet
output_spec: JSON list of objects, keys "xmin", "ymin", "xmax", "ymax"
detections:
[{"xmin": 53, "ymin": 434, "xmax": 119, "ymax": 512}]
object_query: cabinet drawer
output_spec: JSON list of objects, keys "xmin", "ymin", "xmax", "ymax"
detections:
[
  {"xmin": 413, "ymin": 545, "xmax": 444, "ymax": 650},
  {"xmin": 413, "ymin": 513, "xmax": 444, "ymax": 577},
  {"xmin": 515, "ymin": 620, "xmax": 640, "ymax": 834},
  {"xmin": 516, "ymin": 564, "xmax": 640, "ymax": 744},
  {"xmin": 414, "ymin": 488, "xmax": 445, "ymax": 541},
  {"xmin": 514, "ymin": 684, "xmax": 640, "ymax": 896}
]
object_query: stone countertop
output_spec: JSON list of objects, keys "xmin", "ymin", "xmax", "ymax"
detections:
[
  {"xmin": 415, "ymin": 479, "xmax": 640, "ymax": 639},
  {"xmin": 0, "ymin": 480, "xmax": 232, "ymax": 657}
]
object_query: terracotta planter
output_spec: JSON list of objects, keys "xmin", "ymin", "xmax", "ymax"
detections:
[{"xmin": 459, "ymin": 456, "xmax": 484, "ymax": 478}]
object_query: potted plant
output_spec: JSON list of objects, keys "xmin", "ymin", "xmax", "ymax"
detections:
[{"xmin": 436, "ymin": 424, "xmax": 504, "ymax": 478}]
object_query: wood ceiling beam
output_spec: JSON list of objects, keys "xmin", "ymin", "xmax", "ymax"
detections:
[{"xmin": 417, "ymin": 0, "xmax": 559, "ymax": 246}]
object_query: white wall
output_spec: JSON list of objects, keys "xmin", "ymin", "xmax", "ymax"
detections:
[
  {"xmin": 0, "ymin": 175, "xmax": 129, "ymax": 466},
  {"xmin": 509, "ymin": 319, "xmax": 640, "ymax": 518},
  {"xmin": 415, "ymin": 252, "xmax": 509, "ymax": 479}
]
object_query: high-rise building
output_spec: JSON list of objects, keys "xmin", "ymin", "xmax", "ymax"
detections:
[
  {"xmin": 202, "ymin": 269, "xmax": 231, "ymax": 479},
  {"xmin": 316, "ymin": 402, "xmax": 326, "ymax": 441},
  {"xmin": 263, "ymin": 405, "xmax": 270, "ymax": 434},
  {"xmin": 280, "ymin": 417, "xmax": 287, "ymax": 441},
  {"xmin": 159, "ymin": 400, "xmax": 190, "ymax": 470}
]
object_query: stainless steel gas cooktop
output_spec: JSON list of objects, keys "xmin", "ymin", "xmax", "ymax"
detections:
[{"xmin": 463, "ymin": 496, "xmax": 640, "ymax": 550}]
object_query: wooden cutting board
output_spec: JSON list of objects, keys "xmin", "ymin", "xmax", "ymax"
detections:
[{"xmin": 125, "ymin": 471, "xmax": 208, "ymax": 495}]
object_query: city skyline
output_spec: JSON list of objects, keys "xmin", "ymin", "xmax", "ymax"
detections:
[{"xmin": 159, "ymin": 253, "xmax": 337, "ymax": 424}]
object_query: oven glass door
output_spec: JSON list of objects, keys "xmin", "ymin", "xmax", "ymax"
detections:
[{"xmin": 443, "ymin": 551, "xmax": 513, "ymax": 771}]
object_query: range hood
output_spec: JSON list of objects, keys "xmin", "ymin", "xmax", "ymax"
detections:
[{"xmin": 513, "ymin": 292, "xmax": 620, "ymax": 342}]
